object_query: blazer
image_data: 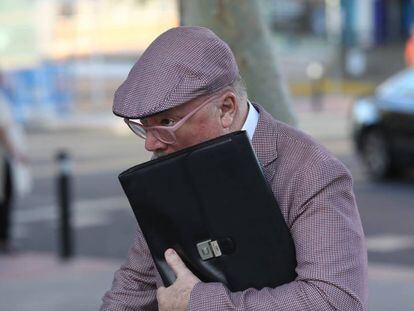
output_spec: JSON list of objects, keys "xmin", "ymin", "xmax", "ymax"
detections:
[{"xmin": 101, "ymin": 104, "xmax": 368, "ymax": 311}]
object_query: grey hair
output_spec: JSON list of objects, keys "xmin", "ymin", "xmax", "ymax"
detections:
[{"xmin": 229, "ymin": 74, "xmax": 248, "ymax": 106}]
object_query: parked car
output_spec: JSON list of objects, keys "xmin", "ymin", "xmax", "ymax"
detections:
[{"xmin": 350, "ymin": 69, "xmax": 414, "ymax": 179}]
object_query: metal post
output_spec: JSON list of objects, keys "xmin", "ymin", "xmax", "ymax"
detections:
[{"xmin": 56, "ymin": 150, "xmax": 73, "ymax": 260}]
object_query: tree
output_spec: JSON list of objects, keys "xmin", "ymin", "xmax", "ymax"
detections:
[{"xmin": 180, "ymin": 0, "xmax": 296, "ymax": 125}]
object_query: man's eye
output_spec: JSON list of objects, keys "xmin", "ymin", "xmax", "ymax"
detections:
[{"xmin": 160, "ymin": 119, "xmax": 176, "ymax": 126}]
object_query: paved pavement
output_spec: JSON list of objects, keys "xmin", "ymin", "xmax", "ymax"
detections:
[
  {"xmin": 1, "ymin": 251, "xmax": 413, "ymax": 311},
  {"xmin": 0, "ymin": 252, "xmax": 121, "ymax": 311},
  {"xmin": 1, "ymin": 95, "xmax": 413, "ymax": 310}
]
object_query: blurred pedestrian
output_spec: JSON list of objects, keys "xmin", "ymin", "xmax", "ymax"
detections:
[
  {"xmin": 101, "ymin": 27, "xmax": 368, "ymax": 311},
  {"xmin": 0, "ymin": 70, "xmax": 30, "ymax": 253},
  {"xmin": 405, "ymin": 24, "xmax": 414, "ymax": 68}
]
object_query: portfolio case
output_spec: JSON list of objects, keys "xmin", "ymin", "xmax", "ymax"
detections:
[{"xmin": 119, "ymin": 131, "xmax": 297, "ymax": 291}]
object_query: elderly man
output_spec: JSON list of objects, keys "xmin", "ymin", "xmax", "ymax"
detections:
[{"xmin": 101, "ymin": 26, "xmax": 368, "ymax": 311}]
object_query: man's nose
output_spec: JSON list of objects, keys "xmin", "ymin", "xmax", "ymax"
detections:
[{"xmin": 144, "ymin": 131, "xmax": 167, "ymax": 152}]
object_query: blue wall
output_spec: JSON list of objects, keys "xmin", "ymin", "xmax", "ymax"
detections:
[
  {"xmin": 341, "ymin": 0, "xmax": 414, "ymax": 46},
  {"xmin": 4, "ymin": 61, "xmax": 73, "ymax": 123}
]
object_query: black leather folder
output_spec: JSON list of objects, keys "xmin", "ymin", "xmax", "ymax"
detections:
[{"xmin": 118, "ymin": 131, "xmax": 297, "ymax": 292}]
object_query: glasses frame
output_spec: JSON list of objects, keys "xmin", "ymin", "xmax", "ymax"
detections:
[{"xmin": 124, "ymin": 88, "xmax": 231, "ymax": 145}]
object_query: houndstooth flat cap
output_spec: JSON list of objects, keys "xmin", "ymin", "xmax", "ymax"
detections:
[{"xmin": 113, "ymin": 26, "xmax": 239, "ymax": 119}]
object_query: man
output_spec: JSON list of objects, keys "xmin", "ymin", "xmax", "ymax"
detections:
[
  {"xmin": 0, "ymin": 71, "xmax": 28, "ymax": 253},
  {"xmin": 101, "ymin": 26, "xmax": 368, "ymax": 310}
]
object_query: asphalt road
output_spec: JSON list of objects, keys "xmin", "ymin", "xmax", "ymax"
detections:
[{"xmin": 11, "ymin": 96, "xmax": 414, "ymax": 268}]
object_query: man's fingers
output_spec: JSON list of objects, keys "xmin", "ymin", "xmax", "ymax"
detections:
[{"xmin": 165, "ymin": 249, "xmax": 188, "ymax": 278}]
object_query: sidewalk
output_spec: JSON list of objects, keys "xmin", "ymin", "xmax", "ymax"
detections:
[
  {"xmin": 0, "ymin": 252, "xmax": 121, "ymax": 311},
  {"xmin": 369, "ymin": 264, "xmax": 414, "ymax": 310},
  {"xmin": 1, "ymin": 251, "xmax": 413, "ymax": 311}
]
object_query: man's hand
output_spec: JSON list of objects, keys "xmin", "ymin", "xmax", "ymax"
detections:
[{"xmin": 157, "ymin": 249, "xmax": 200, "ymax": 311}]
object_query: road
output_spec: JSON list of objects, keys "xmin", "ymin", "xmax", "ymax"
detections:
[
  {"xmin": 296, "ymin": 96, "xmax": 414, "ymax": 269},
  {"xmin": 12, "ymin": 96, "xmax": 414, "ymax": 266}
]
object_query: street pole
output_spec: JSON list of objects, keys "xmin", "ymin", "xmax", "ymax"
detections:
[{"xmin": 56, "ymin": 150, "xmax": 73, "ymax": 260}]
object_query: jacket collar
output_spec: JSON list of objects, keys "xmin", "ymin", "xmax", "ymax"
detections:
[{"xmin": 251, "ymin": 103, "xmax": 279, "ymax": 167}]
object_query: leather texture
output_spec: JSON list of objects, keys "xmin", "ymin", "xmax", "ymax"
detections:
[{"xmin": 118, "ymin": 131, "xmax": 297, "ymax": 292}]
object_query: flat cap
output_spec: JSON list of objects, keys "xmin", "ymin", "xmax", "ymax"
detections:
[{"xmin": 113, "ymin": 26, "xmax": 239, "ymax": 119}]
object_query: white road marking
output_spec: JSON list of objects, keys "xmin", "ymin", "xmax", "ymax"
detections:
[
  {"xmin": 14, "ymin": 196, "xmax": 131, "ymax": 234},
  {"xmin": 366, "ymin": 234, "xmax": 414, "ymax": 253},
  {"xmin": 16, "ymin": 200, "xmax": 414, "ymax": 255}
]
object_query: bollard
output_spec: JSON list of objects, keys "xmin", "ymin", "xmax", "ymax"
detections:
[{"xmin": 56, "ymin": 150, "xmax": 73, "ymax": 260}]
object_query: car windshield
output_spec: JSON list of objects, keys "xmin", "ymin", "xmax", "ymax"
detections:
[{"xmin": 377, "ymin": 69, "xmax": 414, "ymax": 101}]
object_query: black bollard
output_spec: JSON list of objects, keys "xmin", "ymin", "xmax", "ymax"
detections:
[{"xmin": 56, "ymin": 150, "xmax": 73, "ymax": 260}]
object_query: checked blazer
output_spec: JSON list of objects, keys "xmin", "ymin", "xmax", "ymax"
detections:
[{"xmin": 101, "ymin": 104, "xmax": 368, "ymax": 310}]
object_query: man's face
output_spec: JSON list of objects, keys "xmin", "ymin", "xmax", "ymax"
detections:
[{"xmin": 142, "ymin": 92, "xmax": 236, "ymax": 156}]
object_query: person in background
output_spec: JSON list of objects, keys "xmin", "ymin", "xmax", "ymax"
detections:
[
  {"xmin": 404, "ymin": 24, "xmax": 414, "ymax": 68},
  {"xmin": 0, "ymin": 70, "xmax": 29, "ymax": 253}
]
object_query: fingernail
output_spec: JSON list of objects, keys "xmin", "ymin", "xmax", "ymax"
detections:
[{"xmin": 166, "ymin": 248, "xmax": 175, "ymax": 256}]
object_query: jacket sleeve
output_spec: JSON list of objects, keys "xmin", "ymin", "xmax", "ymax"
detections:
[
  {"xmin": 100, "ymin": 226, "xmax": 158, "ymax": 311},
  {"xmin": 188, "ymin": 158, "xmax": 368, "ymax": 311}
]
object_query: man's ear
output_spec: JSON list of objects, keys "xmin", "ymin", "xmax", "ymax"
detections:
[{"xmin": 219, "ymin": 92, "xmax": 237, "ymax": 129}]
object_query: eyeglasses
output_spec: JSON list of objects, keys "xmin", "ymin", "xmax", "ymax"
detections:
[{"xmin": 124, "ymin": 93, "xmax": 223, "ymax": 145}]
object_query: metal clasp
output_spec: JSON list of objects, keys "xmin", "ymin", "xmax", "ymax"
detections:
[{"xmin": 196, "ymin": 239, "xmax": 222, "ymax": 260}]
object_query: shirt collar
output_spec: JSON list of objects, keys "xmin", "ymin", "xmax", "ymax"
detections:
[{"xmin": 241, "ymin": 100, "xmax": 259, "ymax": 140}]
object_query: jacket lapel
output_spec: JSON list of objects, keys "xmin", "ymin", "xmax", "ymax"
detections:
[{"xmin": 251, "ymin": 104, "xmax": 279, "ymax": 183}]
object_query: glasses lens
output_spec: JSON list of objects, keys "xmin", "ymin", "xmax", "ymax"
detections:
[
  {"xmin": 155, "ymin": 128, "xmax": 176, "ymax": 144},
  {"xmin": 125, "ymin": 119, "xmax": 176, "ymax": 144},
  {"xmin": 128, "ymin": 121, "xmax": 146, "ymax": 139}
]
